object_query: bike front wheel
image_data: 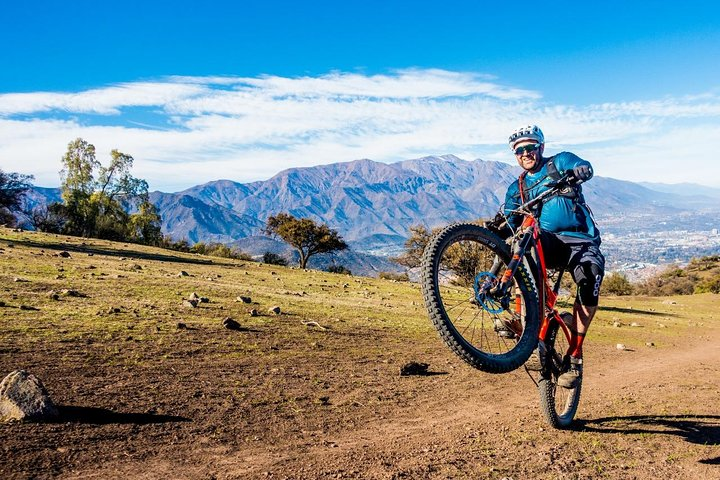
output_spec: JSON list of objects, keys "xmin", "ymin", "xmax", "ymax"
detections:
[
  {"xmin": 421, "ymin": 223, "xmax": 540, "ymax": 373},
  {"xmin": 539, "ymin": 312, "xmax": 582, "ymax": 429}
]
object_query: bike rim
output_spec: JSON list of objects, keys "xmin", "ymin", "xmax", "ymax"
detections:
[{"xmin": 435, "ymin": 234, "xmax": 528, "ymax": 356}]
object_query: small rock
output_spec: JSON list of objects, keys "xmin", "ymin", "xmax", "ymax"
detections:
[
  {"xmin": 0, "ymin": 301, "xmax": 6, "ymax": 307},
  {"xmin": 400, "ymin": 362, "xmax": 430, "ymax": 376},
  {"xmin": 613, "ymin": 321, "xmax": 622, "ymax": 328},
  {"xmin": 268, "ymin": 306, "xmax": 281, "ymax": 315},
  {"xmin": 249, "ymin": 309, "xmax": 259, "ymax": 317},
  {"xmin": 176, "ymin": 322, "xmax": 187, "ymax": 330},
  {"xmin": 48, "ymin": 292, "xmax": 60, "ymax": 301},
  {"xmin": 58, "ymin": 251, "xmax": 71, "ymax": 258},
  {"xmin": 662, "ymin": 300, "xmax": 677, "ymax": 305},
  {"xmin": 87, "ymin": 253, "xmax": 94, "ymax": 256},
  {"xmin": 645, "ymin": 342, "xmax": 655, "ymax": 347},
  {"xmin": 177, "ymin": 271, "xmax": 190, "ymax": 277},
  {"xmin": 199, "ymin": 297, "xmax": 210, "ymax": 303},
  {"xmin": 20, "ymin": 305, "xmax": 39, "ymax": 311},
  {"xmin": 0, "ymin": 370, "xmax": 58, "ymax": 422},
  {"xmin": 61, "ymin": 289, "xmax": 84, "ymax": 297},
  {"xmin": 107, "ymin": 307, "xmax": 121, "ymax": 314},
  {"xmin": 13, "ymin": 277, "xmax": 28, "ymax": 283},
  {"xmin": 630, "ymin": 322, "xmax": 641, "ymax": 327},
  {"xmin": 222, "ymin": 317, "xmax": 242, "ymax": 330},
  {"xmin": 182, "ymin": 299, "xmax": 198, "ymax": 308},
  {"xmin": 237, "ymin": 296, "xmax": 252, "ymax": 303},
  {"xmin": 616, "ymin": 343, "xmax": 626, "ymax": 351},
  {"xmin": 318, "ymin": 396, "xmax": 331, "ymax": 406},
  {"xmin": 188, "ymin": 292, "xmax": 200, "ymax": 301}
]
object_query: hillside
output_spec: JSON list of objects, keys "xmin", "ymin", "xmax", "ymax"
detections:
[{"xmin": 1, "ymin": 227, "xmax": 719, "ymax": 479}]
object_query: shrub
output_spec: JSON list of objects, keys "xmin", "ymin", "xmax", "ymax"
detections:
[
  {"xmin": 635, "ymin": 267, "xmax": 698, "ymax": 296},
  {"xmin": 326, "ymin": 265, "xmax": 352, "ymax": 275},
  {"xmin": 379, "ymin": 271, "xmax": 410, "ymax": 282},
  {"xmin": 263, "ymin": 251, "xmax": 288, "ymax": 266},
  {"xmin": 602, "ymin": 272, "xmax": 634, "ymax": 296},
  {"xmin": 695, "ymin": 274, "xmax": 720, "ymax": 294}
]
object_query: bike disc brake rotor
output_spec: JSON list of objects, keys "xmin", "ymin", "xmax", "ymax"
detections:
[{"xmin": 473, "ymin": 272, "xmax": 506, "ymax": 314}]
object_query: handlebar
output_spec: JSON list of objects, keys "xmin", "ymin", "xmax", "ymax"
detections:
[{"xmin": 485, "ymin": 172, "xmax": 578, "ymax": 232}]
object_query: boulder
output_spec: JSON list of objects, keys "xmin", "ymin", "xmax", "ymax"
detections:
[
  {"xmin": 0, "ymin": 370, "xmax": 59, "ymax": 422},
  {"xmin": 268, "ymin": 306, "xmax": 281, "ymax": 315}
]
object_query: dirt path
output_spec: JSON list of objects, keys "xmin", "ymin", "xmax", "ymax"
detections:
[
  {"xmin": 62, "ymin": 333, "xmax": 720, "ymax": 480},
  {"xmin": 1, "ymin": 230, "xmax": 718, "ymax": 479}
]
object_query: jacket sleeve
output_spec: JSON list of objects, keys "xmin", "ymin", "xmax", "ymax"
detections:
[
  {"xmin": 503, "ymin": 181, "xmax": 523, "ymax": 229},
  {"xmin": 553, "ymin": 152, "xmax": 593, "ymax": 181}
]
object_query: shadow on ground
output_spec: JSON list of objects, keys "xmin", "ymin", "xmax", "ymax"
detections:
[
  {"xmin": 598, "ymin": 305, "xmax": 678, "ymax": 317},
  {"xmin": 55, "ymin": 406, "xmax": 191, "ymax": 425},
  {"xmin": 1, "ymin": 237, "xmax": 236, "ymax": 267},
  {"xmin": 577, "ymin": 414, "xmax": 720, "ymax": 446}
]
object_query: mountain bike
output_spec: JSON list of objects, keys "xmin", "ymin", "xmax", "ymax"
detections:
[{"xmin": 420, "ymin": 173, "xmax": 582, "ymax": 429}]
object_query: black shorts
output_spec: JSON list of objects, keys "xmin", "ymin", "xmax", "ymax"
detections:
[{"xmin": 539, "ymin": 231, "xmax": 605, "ymax": 306}]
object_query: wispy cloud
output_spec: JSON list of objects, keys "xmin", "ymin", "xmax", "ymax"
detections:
[{"xmin": 1, "ymin": 69, "xmax": 719, "ymax": 191}]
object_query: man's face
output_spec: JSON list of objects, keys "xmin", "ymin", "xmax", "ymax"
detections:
[{"xmin": 514, "ymin": 140, "xmax": 543, "ymax": 171}]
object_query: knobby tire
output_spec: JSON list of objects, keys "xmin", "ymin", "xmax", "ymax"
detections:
[
  {"xmin": 538, "ymin": 315, "xmax": 582, "ymax": 428},
  {"xmin": 421, "ymin": 223, "xmax": 540, "ymax": 373}
]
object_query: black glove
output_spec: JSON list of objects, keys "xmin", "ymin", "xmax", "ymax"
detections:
[
  {"xmin": 485, "ymin": 213, "xmax": 511, "ymax": 239},
  {"xmin": 572, "ymin": 164, "xmax": 593, "ymax": 184}
]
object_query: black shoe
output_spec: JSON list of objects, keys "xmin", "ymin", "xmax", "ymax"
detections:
[{"xmin": 557, "ymin": 356, "xmax": 582, "ymax": 389}]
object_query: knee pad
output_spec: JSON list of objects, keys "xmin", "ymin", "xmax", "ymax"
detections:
[{"xmin": 574, "ymin": 263, "xmax": 603, "ymax": 306}]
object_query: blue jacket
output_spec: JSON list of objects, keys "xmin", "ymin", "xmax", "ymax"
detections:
[{"xmin": 503, "ymin": 152, "xmax": 600, "ymax": 242}]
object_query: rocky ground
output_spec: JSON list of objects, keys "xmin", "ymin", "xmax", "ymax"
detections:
[{"xmin": 1, "ymin": 228, "xmax": 719, "ymax": 479}]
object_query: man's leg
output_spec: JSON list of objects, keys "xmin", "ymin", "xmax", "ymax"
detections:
[
  {"xmin": 558, "ymin": 247, "xmax": 604, "ymax": 389},
  {"xmin": 570, "ymin": 302, "xmax": 597, "ymax": 358}
]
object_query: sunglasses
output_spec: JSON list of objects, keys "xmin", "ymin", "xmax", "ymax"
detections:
[{"xmin": 514, "ymin": 143, "xmax": 541, "ymax": 156}]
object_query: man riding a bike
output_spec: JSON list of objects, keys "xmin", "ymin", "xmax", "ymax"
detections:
[{"xmin": 498, "ymin": 125, "xmax": 605, "ymax": 389}]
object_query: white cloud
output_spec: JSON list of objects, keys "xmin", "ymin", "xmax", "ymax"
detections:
[{"xmin": 1, "ymin": 68, "xmax": 719, "ymax": 191}]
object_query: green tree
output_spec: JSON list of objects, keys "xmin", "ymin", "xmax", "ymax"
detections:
[
  {"xmin": 129, "ymin": 201, "xmax": 163, "ymax": 245},
  {"xmin": 55, "ymin": 138, "xmax": 160, "ymax": 243},
  {"xmin": 0, "ymin": 169, "xmax": 34, "ymax": 226},
  {"xmin": 391, "ymin": 224, "xmax": 437, "ymax": 269},
  {"xmin": 265, "ymin": 213, "xmax": 348, "ymax": 269}
]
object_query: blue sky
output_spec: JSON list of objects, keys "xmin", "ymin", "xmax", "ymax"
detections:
[{"xmin": 1, "ymin": 1, "xmax": 720, "ymax": 191}]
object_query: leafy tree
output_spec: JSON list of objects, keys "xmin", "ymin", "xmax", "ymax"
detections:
[
  {"xmin": 442, "ymin": 239, "xmax": 495, "ymax": 287},
  {"xmin": 0, "ymin": 169, "xmax": 34, "ymax": 226},
  {"xmin": 129, "ymin": 201, "xmax": 163, "ymax": 245},
  {"xmin": 51, "ymin": 138, "xmax": 160, "ymax": 244},
  {"xmin": 265, "ymin": 213, "xmax": 348, "ymax": 269},
  {"xmin": 602, "ymin": 272, "xmax": 634, "ymax": 296},
  {"xmin": 391, "ymin": 224, "xmax": 435, "ymax": 268}
]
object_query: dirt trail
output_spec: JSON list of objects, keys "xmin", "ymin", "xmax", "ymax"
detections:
[{"xmin": 67, "ymin": 335, "xmax": 720, "ymax": 480}]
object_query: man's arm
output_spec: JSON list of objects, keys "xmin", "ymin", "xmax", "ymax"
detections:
[{"xmin": 555, "ymin": 152, "xmax": 594, "ymax": 184}]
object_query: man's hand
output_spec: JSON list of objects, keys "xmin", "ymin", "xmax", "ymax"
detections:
[{"xmin": 572, "ymin": 165, "xmax": 593, "ymax": 184}]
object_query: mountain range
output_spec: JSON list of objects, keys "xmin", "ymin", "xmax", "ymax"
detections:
[{"xmin": 24, "ymin": 155, "xmax": 720, "ymax": 273}]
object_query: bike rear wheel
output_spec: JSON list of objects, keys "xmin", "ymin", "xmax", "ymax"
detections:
[
  {"xmin": 421, "ymin": 223, "xmax": 540, "ymax": 373},
  {"xmin": 539, "ymin": 312, "xmax": 582, "ymax": 428}
]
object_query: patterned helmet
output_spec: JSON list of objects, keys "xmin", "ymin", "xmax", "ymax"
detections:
[{"xmin": 508, "ymin": 125, "xmax": 544, "ymax": 149}]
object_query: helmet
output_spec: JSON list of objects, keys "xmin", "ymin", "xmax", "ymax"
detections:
[{"xmin": 508, "ymin": 125, "xmax": 544, "ymax": 149}]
